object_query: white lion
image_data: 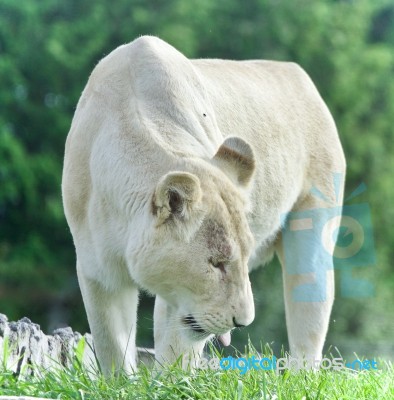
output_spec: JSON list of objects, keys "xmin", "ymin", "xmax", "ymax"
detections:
[{"xmin": 62, "ymin": 36, "xmax": 345, "ymax": 374}]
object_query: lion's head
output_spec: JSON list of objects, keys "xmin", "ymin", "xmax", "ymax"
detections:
[{"xmin": 132, "ymin": 137, "xmax": 256, "ymax": 346}]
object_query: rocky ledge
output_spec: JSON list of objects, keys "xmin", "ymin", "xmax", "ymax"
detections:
[{"xmin": 0, "ymin": 314, "xmax": 154, "ymax": 376}]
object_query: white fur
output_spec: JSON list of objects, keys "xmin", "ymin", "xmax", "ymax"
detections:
[{"xmin": 62, "ymin": 36, "xmax": 346, "ymax": 374}]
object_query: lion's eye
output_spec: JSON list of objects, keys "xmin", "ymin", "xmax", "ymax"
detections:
[{"xmin": 209, "ymin": 258, "xmax": 226, "ymax": 274}]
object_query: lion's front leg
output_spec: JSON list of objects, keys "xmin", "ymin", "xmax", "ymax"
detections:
[
  {"xmin": 154, "ymin": 295, "xmax": 207, "ymax": 369},
  {"xmin": 280, "ymin": 259, "xmax": 334, "ymax": 361},
  {"xmin": 77, "ymin": 267, "xmax": 139, "ymax": 375},
  {"xmin": 276, "ymin": 192, "xmax": 340, "ymax": 362}
]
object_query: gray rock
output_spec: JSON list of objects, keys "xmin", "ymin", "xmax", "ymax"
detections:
[{"xmin": 0, "ymin": 314, "xmax": 154, "ymax": 376}]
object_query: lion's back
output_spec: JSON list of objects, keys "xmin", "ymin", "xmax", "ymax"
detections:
[{"xmin": 62, "ymin": 36, "xmax": 345, "ymax": 245}]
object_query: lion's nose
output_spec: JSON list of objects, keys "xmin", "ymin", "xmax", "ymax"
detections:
[
  {"xmin": 232, "ymin": 310, "xmax": 254, "ymax": 328},
  {"xmin": 233, "ymin": 279, "xmax": 255, "ymax": 327},
  {"xmin": 233, "ymin": 317, "xmax": 246, "ymax": 328}
]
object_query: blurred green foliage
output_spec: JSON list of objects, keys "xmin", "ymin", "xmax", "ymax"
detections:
[{"xmin": 0, "ymin": 0, "xmax": 393, "ymax": 358}]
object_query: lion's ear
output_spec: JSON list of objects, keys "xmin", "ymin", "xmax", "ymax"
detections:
[
  {"xmin": 213, "ymin": 137, "xmax": 255, "ymax": 186},
  {"xmin": 152, "ymin": 172, "xmax": 202, "ymax": 224}
]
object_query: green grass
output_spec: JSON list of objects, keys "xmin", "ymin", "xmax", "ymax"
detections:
[{"xmin": 0, "ymin": 345, "xmax": 393, "ymax": 400}]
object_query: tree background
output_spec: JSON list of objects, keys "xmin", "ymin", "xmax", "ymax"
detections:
[{"xmin": 1, "ymin": 0, "xmax": 393, "ymax": 360}]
